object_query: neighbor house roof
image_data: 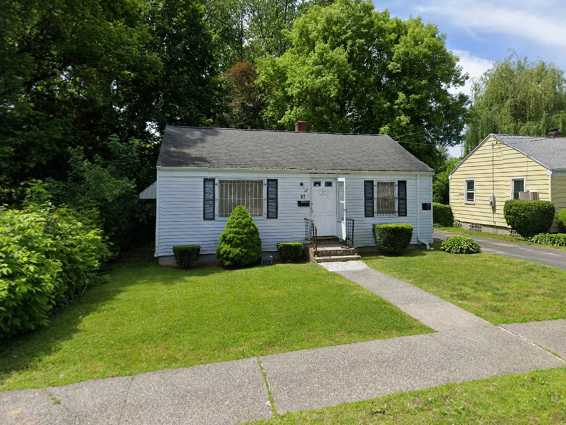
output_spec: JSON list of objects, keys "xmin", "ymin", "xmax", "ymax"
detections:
[
  {"xmin": 157, "ymin": 126, "xmax": 432, "ymax": 173},
  {"xmin": 494, "ymin": 134, "xmax": 566, "ymax": 171}
]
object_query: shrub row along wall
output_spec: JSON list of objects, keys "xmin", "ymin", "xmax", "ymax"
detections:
[{"xmin": 0, "ymin": 204, "xmax": 109, "ymax": 338}]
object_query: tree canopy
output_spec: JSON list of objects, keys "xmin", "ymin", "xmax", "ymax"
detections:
[
  {"xmin": 257, "ymin": 0, "xmax": 468, "ymax": 167},
  {"xmin": 465, "ymin": 57, "xmax": 566, "ymax": 152}
]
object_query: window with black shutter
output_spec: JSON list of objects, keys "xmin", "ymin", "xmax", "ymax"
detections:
[
  {"xmin": 397, "ymin": 180, "xmax": 407, "ymax": 217},
  {"xmin": 364, "ymin": 180, "xmax": 374, "ymax": 217},
  {"xmin": 267, "ymin": 179, "xmax": 278, "ymax": 219},
  {"xmin": 203, "ymin": 178, "xmax": 215, "ymax": 220}
]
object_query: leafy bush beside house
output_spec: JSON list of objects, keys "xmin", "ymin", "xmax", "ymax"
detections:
[
  {"xmin": 503, "ymin": 200, "xmax": 555, "ymax": 237},
  {"xmin": 216, "ymin": 206, "xmax": 262, "ymax": 268},
  {"xmin": 556, "ymin": 209, "xmax": 566, "ymax": 232},
  {"xmin": 433, "ymin": 203, "xmax": 454, "ymax": 227},
  {"xmin": 173, "ymin": 245, "xmax": 201, "ymax": 269},
  {"xmin": 373, "ymin": 224, "xmax": 413, "ymax": 255},
  {"xmin": 440, "ymin": 236, "xmax": 481, "ymax": 254},
  {"xmin": 530, "ymin": 233, "xmax": 566, "ymax": 247},
  {"xmin": 277, "ymin": 242, "xmax": 306, "ymax": 263},
  {"xmin": 0, "ymin": 204, "xmax": 109, "ymax": 338}
]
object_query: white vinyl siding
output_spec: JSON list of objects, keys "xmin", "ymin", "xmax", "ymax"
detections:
[{"xmin": 155, "ymin": 169, "xmax": 433, "ymax": 256}]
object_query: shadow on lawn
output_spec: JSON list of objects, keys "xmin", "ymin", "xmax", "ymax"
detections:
[{"xmin": 0, "ymin": 246, "xmax": 225, "ymax": 388}]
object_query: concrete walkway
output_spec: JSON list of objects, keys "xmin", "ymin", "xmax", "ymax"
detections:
[
  {"xmin": 2, "ymin": 262, "xmax": 565, "ymax": 425},
  {"xmin": 434, "ymin": 230, "xmax": 566, "ymax": 269}
]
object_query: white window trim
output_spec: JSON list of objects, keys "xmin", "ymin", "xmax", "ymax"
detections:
[
  {"xmin": 465, "ymin": 179, "xmax": 475, "ymax": 204},
  {"xmin": 216, "ymin": 178, "xmax": 266, "ymax": 219},
  {"xmin": 511, "ymin": 177, "xmax": 526, "ymax": 200}
]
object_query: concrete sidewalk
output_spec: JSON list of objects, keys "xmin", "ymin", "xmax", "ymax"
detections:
[
  {"xmin": 2, "ymin": 262, "xmax": 565, "ymax": 425},
  {"xmin": 434, "ymin": 230, "xmax": 566, "ymax": 269}
]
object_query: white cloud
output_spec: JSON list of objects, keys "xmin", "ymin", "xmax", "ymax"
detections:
[
  {"xmin": 451, "ymin": 49, "xmax": 494, "ymax": 97},
  {"xmin": 416, "ymin": 1, "xmax": 566, "ymax": 49}
]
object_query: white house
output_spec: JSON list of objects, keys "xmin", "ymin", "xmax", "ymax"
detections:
[{"xmin": 146, "ymin": 124, "xmax": 433, "ymax": 264}]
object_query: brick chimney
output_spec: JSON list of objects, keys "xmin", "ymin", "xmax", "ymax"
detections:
[
  {"xmin": 295, "ymin": 121, "xmax": 307, "ymax": 132},
  {"xmin": 547, "ymin": 128, "xmax": 561, "ymax": 138}
]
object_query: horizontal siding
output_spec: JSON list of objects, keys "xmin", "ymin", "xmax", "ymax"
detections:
[
  {"xmin": 156, "ymin": 169, "xmax": 433, "ymax": 256},
  {"xmin": 345, "ymin": 174, "xmax": 433, "ymax": 247},
  {"xmin": 450, "ymin": 137, "xmax": 550, "ymax": 228},
  {"xmin": 551, "ymin": 175, "xmax": 566, "ymax": 211}
]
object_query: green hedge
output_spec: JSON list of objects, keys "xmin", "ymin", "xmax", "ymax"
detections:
[
  {"xmin": 557, "ymin": 209, "xmax": 566, "ymax": 232},
  {"xmin": 503, "ymin": 200, "xmax": 555, "ymax": 237},
  {"xmin": 0, "ymin": 204, "xmax": 109, "ymax": 338},
  {"xmin": 440, "ymin": 236, "xmax": 481, "ymax": 254},
  {"xmin": 173, "ymin": 245, "xmax": 201, "ymax": 269},
  {"xmin": 216, "ymin": 206, "xmax": 262, "ymax": 268},
  {"xmin": 277, "ymin": 242, "xmax": 306, "ymax": 263},
  {"xmin": 530, "ymin": 233, "xmax": 566, "ymax": 247},
  {"xmin": 433, "ymin": 203, "xmax": 453, "ymax": 227},
  {"xmin": 373, "ymin": 224, "xmax": 413, "ymax": 255}
]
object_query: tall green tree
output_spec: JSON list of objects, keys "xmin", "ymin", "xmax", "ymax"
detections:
[
  {"xmin": 465, "ymin": 57, "xmax": 566, "ymax": 152},
  {"xmin": 256, "ymin": 0, "xmax": 467, "ymax": 167}
]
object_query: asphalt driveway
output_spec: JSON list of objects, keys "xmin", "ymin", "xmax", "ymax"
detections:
[{"xmin": 434, "ymin": 230, "xmax": 566, "ymax": 269}]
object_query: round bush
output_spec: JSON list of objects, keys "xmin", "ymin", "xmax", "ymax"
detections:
[
  {"xmin": 216, "ymin": 206, "xmax": 262, "ymax": 268},
  {"xmin": 440, "ymin": 236, "xmax": 481, "ymax": 254},
  {"xmin": 373, "ymin": 224, "xmax": 413, "ymax": 255},
  {"xmin": 433, "ymin": 203, "xmax": 453, "ymax": 227},
  {"xmin": 557, "ymin": 209, "xmax": 566, "ymax": 232},
  {"xmin": 503, "ymin": 200, "xmax": 555, "ymax": 237}
]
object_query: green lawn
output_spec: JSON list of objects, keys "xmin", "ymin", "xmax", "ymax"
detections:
[
  {"xmin": 253, "ymin": 368, "xmax": 566, "ymax": 424},
  {"xmin": 0, "ymin": 258, "xmax": 428, "ymax": 391},
  {"xmin": 365, "ymin": 248, "xmax": 566, "ymax": 324},
  {"xmin": 435, "ymin": 225, "xmax": 526, "ymax": 243}
]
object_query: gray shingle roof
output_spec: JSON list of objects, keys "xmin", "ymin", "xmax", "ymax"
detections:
[
  {"xmin": 494, "ymin": 134, "xmax": 566, "ymax": 171},
  {"xmin": 158, "ymin": 126, "xmax": 432, "ymax": 172}
]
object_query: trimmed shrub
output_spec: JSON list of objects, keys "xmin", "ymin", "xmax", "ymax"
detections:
[
  {"xmin": 173, "ymin": 245, "xmax": 201, "ymax": 269},
  {"xmin": 216, "ymin": 206, "xmax": 262, "ymax": 268},
  {"xmin": 530, "ymin": 233, "xmax": 566, "ymax": 247},
  {"xmin": 503, "ymin": 200, "xmax": 555, "ymax": 237},
  {"xmin": 433, "ymin": 203, "xmax": 453, "ymax": 227},
  {"xmin": 373, "ymin": 224, "xmax": 413, "ymax": 255},
  {"xmin": 0, "ymin": 204, "xmax": 109, "ymax": 338},
  {"xmin": 440, "ymin": 236, "xmax": 481, "ymax": 254},
  {"xmin": 277, "ymin": 242, "xmax": 306, "ymax": 263},
  {"xmin": 557, "ymin": 209, "xmax": 566, "ymax": 232}
]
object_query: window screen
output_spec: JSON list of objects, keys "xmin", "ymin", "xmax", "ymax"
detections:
[
  {"xmin": 513, "ymin": 179, "xmax": 525, "ymax": 199},
  {"xmin": 376, "ymin": 182, "xmax": 396, "ymax": 214},
  {"xmin": 466, "ymin": 180, "xmax": 475, "ymax": 202},
  {"xmin": 219, "ymin": 180, "xmax": 263, "ymax": 217}
]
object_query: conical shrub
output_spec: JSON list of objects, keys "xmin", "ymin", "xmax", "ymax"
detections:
[{"xmin": 216, "ymin": 206, "xmax": 262, "ymax": 268}]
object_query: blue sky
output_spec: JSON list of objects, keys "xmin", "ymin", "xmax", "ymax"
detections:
[{"xmin": 372, "ymin": 0, "xmax": 566, "ymax": 156}]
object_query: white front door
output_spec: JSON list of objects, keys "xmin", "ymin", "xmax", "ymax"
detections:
[{"xmin": 311, "ymin": 179, "xmax": 337, "ymax": 236}]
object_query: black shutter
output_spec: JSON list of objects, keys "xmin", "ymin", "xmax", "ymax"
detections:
[
  {"xmin": 267, "ymin": 179, "xmax": 278, "ymax": 219},
  {"xmin": 203, "ymin": 178, "xmax": 215, "ymax": 220},
  {"xmin": 364, "ymin": 180, "xmax": 374, "ymax": 217},
  {"xmin": 397, "ymin": 180, "xmax": 407, "ymax": 217}
]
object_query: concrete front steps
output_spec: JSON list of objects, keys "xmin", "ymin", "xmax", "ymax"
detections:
[{"xmin": 309, "ymin": 237, "xmax": 361, "ymax": 263}]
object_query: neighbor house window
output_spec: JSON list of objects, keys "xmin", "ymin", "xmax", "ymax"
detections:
[
  {"xmin": 512, "ymin": 178, "xmax": 525, "ymax": 199},
  {"xmin": 465, "ymin": 180, "xmax": 475, "ymax": 203},
  {"xmin": 376, "ymin": 181, "xmax": 396, "ymax": 214},
  {"xmin": 219, "ymin": 180, "xmax": 263, "ymax": 217}
]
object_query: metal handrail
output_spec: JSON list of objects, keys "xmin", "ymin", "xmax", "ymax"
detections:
[
  {"xmin": 345, "ymin": 218, "xmax": 355, "ymax": 248},
  {"xmin": 304, "ymin": 218, "xmax": 318, "ymax": 257}
]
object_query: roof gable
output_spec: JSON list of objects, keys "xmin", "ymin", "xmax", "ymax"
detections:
[
  {"xmin": 493, "ymin": 134, "xmax": 566, "ymax": 171},
  {"xmin": 157, "ymin": 126, "xmax": 432, "ymax": 173}
]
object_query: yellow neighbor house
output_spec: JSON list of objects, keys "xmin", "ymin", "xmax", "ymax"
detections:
[{"xmin": 449, "ymin": 134, "xmax": 566, "ymax": 233}]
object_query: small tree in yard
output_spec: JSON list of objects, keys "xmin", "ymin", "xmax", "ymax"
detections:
[
  {"xmin": 216, "ymin": 206, "xmax": 262, "ymax": 268},
  {"xmin": 503, "ymin": 200, "xmax": 555, "ymax": 237}
]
